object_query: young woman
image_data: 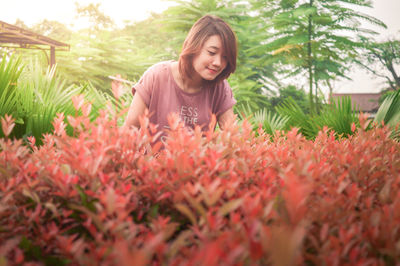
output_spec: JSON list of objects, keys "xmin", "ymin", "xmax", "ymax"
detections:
[{"xmin": 124, "ymin": 15, "xmax": 237, "ymax": 139}]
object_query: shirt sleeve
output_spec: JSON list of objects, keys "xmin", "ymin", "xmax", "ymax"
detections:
[
  {"xmin": 132, "ymin": 65, "xmax": 157, "ymax": 107},
  {"xmin": 214, "ymin": 80, "xmax": 237, "ymax": 116}
]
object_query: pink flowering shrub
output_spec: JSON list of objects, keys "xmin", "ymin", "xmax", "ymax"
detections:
[{"xmin": 0, "ymin": 100, "xmax": 399, "ymax": 265}]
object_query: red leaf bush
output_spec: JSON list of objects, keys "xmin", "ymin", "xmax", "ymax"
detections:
[{"xmin": 1, "ymin": 101, "xmax": 400, "ymax": 265}]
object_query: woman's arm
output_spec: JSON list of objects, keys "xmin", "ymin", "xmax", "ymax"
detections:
[
  {"xmin": 123, "ymin": 93, "xmax": 147, "ymax": 129},
  {"xmin": 217, "ymin": 108, "xmax": 235, "ymax": 130}
]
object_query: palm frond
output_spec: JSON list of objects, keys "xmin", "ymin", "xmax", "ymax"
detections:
[
  {"xmin": 276, "ymin": 97, "xmax": 319, "ymax": 139},
  {"xmin": 253, "ymin": 108, "xmax": 289, "ymax": 135},
  {"xmin": 374, "ymin": 89, "xmax": 400, "ymax": 139},
  {"xmin": 316, "ymin": 96, "xmax": 359, "ymax": 137}
]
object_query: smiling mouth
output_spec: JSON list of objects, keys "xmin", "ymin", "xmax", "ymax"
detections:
[{"xmin": 207, "ymin": 67, "xmax": 219, "ymax": 73}]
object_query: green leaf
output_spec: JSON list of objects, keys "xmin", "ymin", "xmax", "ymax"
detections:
[
  {"xmin": 374, "ymin": 89, "xmax": 400, "ymax": 139},
  {"xmin": 292, "ymin": 6, "xmax": 317, "ymax": 18}
]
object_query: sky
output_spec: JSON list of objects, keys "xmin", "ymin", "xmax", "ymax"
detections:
[
  {"xmin": 1, "ymin": 0, "xmax": 176, "ymax": 29},
  {"xmin": 1, "ymin": 0, "xmax": 399, "ymax": 93},
  {"xmin": 335, "ymin": 0, "xmax": 400, "ymax": 93}
]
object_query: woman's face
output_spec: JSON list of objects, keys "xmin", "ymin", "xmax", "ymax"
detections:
[{"xmin": 192, "ymin": 35, "xmax": 227, "ymax": 81}]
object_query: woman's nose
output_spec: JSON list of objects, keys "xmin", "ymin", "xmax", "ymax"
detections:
[{"xmin": 212, "ymin": 55, "xmax": 223, "ymax": 66}]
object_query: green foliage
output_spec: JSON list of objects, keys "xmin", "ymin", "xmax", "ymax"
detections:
[
  {"xmin": 19, "ymin": 236, "xmax": 69, "ymax": 265},
  {"xmin": 316, "ymin": 96, "xmax": 359, "ymax": 137},
  {"xmin": 74, "ymin": 2, "xmax": 115, "ymax": 30},
  {"xmin": 7, "ymin": 7, "xmax": 172, "ymax": 92},
  {"xmin": 83, "ymin": 81, "xmax": 132, "ymax": 125},
  {"xmin": 30, "ymin": 19, "xmax": 73, "ymax": 41},
  {"xmin": 276, "ymin": 97, "xmax": 319, "ymax": 138},
  {"xmin": 268, "ymin": 85, "xmax": 310, "ymax": 114},
  {"xmin": 230, "ymin": 69, "xmax": 269, "ymax": 112},
  {"xmin": 0, "ymin": 54, "xmax": 130, "ymax": 144},
  {"xmin": 237, "ymin": 102, "xmax": 289, "ymax": 135},
  {"xmin": 375, "ymin": 89, "xmax": 400, "ymax": 127},
  {"xmin": 374, "ymin": 89, "xmax": 400, "ymax": 140},
  {"xmin": 379, "ymin": 89, "xmax": 397, "ymax": 104},
  {"xmin": 0, "ymin": 54, "xmax": 23, "ymax": 128},
  {"xmin": 162, "ymin": 0, "xmax": 238, "ymax": 31},
  {"xmin": 359, "ymin": 37, "xmax": 400, "ymax": 90},
  {"xmin": 55, "ymin": 31, "xmax": 141, "ymax": 90},
  {"xmin": 249, "ymin": 0, "xmax": 386, "ymax": 114},
  {"xmin": 273, "ymin": 95, "xmax": 359, "ymax": 139},
  {"xmin": 10, "ymin": 58, "xmax": 82, "ymax": 142},
  {"xmin": 1, "ymin": 0, "xmax": 396, "ymax": 143}
]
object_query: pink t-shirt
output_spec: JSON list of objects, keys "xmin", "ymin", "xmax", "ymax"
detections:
[{"xmin": 133, "ymin": 61, "xmax": 236, "ymax": 133}]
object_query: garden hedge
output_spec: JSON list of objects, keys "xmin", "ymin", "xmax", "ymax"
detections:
[{"xmin": 1, "ymin": 100, "xmax": 399, "ymax": 265}]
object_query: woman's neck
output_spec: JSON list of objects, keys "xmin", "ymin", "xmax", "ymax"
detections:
[
  {"xmin": 172, "ymin": 62, "xmax": 203, "ymax": 93},
  {"xmin": 182, "ymin": 77, "xmax": 203, "ymax": 93}
]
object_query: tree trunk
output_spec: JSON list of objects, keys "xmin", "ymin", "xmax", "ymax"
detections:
[
  {"xmin": 326, "ymin": 80, "xmax": 334, "ymax": 102},
  {"xmin": 308, "ymin": 0, "xmax": 314, "ymax": 114},
  {"xmin": 314, "ymin": 79, "xmax": 319, "ymax": 114},
  {"xmin": 386, "ymin": 63, "xmax": 400, "ymax": 89}
]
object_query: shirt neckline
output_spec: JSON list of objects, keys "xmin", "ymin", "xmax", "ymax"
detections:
[{"xmin": 168, "ymin": 61, "xmax": 204, "ymax": 96}]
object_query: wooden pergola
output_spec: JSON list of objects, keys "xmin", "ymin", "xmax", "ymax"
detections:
[{"xmin": 0, "ymin": 20, "xmax": 70, "ymax": 67}]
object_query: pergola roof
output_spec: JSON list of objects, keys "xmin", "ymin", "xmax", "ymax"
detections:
[{"xmin": 0, "ymin": 20, "xmax": 69, "ymax": 66}]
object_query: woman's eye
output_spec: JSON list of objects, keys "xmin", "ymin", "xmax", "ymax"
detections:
[{"xmin": 208, "ymin": 51, "xmax": 216, "ymax": 55}]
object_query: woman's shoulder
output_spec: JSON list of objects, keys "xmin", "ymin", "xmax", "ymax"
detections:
[
  {"xmin": 209, "ymin": 79, "xmax": 231, "ymax": 92},
  {"xmin": 146, "ymin": 60, "xmax": 174, "ymax": 75}
]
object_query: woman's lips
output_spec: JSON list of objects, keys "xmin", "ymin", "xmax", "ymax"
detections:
[{"xmin": 207, "ymin": 67, "xmax": 218, "ymax": 74}]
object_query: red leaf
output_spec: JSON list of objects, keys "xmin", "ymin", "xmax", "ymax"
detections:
[
  {"xmin": 1, "ymin": 114, "xmax": 15, "ymax": 137},
  {"xmin": 320, "ymin": 223, "xmax": 329, "ymax": 242}
]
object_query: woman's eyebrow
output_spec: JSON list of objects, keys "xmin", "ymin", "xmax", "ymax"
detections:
[{"xmin": 208, "ymin": 45, "xmax": 220, "ymax": 50}]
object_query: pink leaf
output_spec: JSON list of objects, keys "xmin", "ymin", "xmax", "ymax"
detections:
[
  {"xmin": 351, "ymin": 122, "xmax": 356, "ymax": 133},
  {"xmin": 1, "ymin": 114, "xmax": 15, "ymax": 137},
  {"xmin": 71, "ymin": 94, "xmax": 85, "ymax": 111}
]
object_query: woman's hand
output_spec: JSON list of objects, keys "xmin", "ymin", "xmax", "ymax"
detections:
[{"xmin": 217, "ymin": 108, "xmax": 235, "ymax": 130}]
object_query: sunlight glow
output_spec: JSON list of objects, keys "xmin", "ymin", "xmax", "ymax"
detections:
[{"xmin": 1, "ymin": 0, "xmax": 175, "ymax": 30}]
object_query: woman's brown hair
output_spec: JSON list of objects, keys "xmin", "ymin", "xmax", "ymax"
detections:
[{"xmin": 178, "ymin": 15, "xmax": 237, "ymax": 86}]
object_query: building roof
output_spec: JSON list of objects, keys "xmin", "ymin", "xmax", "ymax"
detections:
[
  {"xmin": 0, "ymin": 20, "xmax": 69, "ymax": 50},
  {"xmin": 331, "ymin": 93, "xmax": 381, "ymax": 112},
  {"xmin": 0, "ymin": 20, "xmax": 69, "ymax": 66}
]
